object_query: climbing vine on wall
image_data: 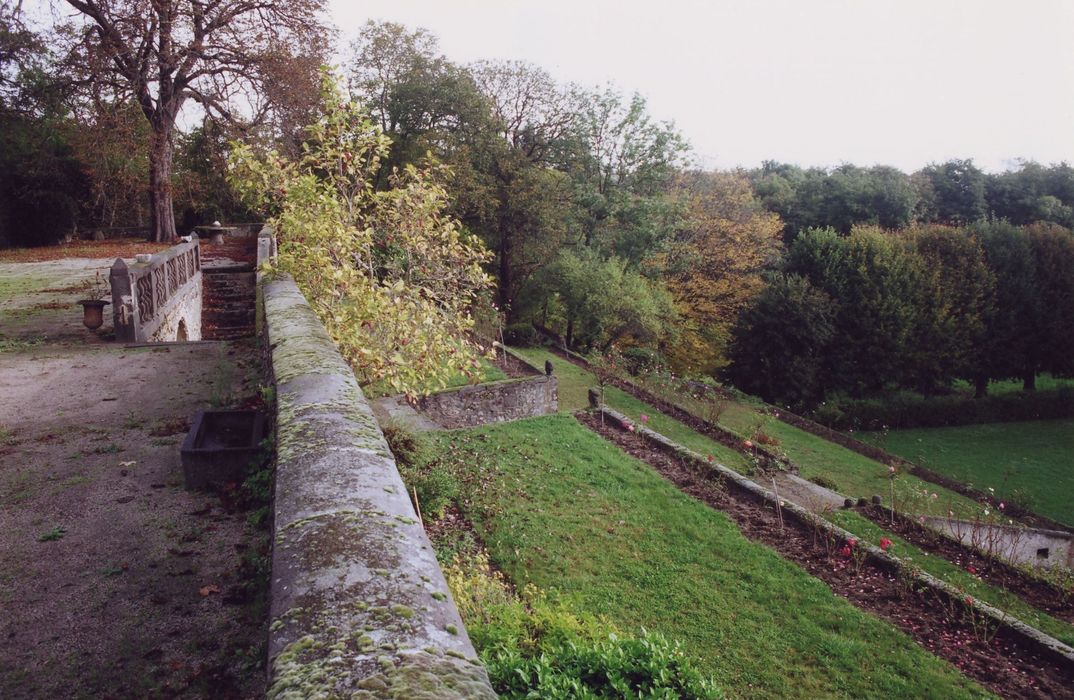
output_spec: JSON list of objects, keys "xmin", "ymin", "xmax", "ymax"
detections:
[{"xmin": 229, "ymin": 74, "xmax": 493, "ymax": 396}]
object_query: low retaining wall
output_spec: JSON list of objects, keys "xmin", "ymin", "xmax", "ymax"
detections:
[
  {"xmin": 263, "ymin": 273, "xmax": 494, "ymax": 698},
  {"xmin": 922, "ymin": 517, "xmax": 1074, "ymax": 572},
  {"xmin": 595, "ymin": 404, "xmax": 1074, "ymax": 668},
  {"xmin": 110, "ymin": 239, "xmax": 202, "ymax": 342},
  {"xmin": 419, "ymin": 375, "xmax": 557, "ymax": 429}
]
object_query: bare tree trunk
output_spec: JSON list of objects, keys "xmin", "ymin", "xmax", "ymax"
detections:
[
  {"xmin": 148, "ymin": 128, "xmax": 178, "ymax": 243},
  {"xmin": 974, "ymin": 373, "xmax": 988, "ymax": 399},
  {"xmin": 498, "ymin": 232, "xmax": 513, "ymax": 323},
  {"xmin": 1022, "ymin": 368, "xmax": 1037, "ymax": 392}
]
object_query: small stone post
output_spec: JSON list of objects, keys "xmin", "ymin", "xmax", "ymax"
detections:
[{"xmin": 110, "ymin": 258, "xmax": 135, "ymax": 342}]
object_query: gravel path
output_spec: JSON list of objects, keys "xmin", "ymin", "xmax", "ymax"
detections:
[{"xmin": 0, "ymin": 258, "xmax": 267, "ymax": 699}]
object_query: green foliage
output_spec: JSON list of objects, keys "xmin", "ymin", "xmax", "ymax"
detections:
[
  {"xmin": 749, "ymin": 162, "xmax": 918, "ymax": 241},
  {"xmin": 37, "ymin": 526, "xmax": 65, "ymax": 542},
  {"xmin": 903, "ymin": 224, "xmax": 995, "ymax": 393},
  {"xmin": 502, "ymin": 323, "xmax": 537, "ymax": 347},
  {"xmin": 229, "ymin": 73, "xmax": 493, "ymax": 396},
  {"xmin": 537, "ymin": 248, "xmax": 678, "ymax": 352},
  {"xmin": 809, "ymin": 387, "xmax": 1074, "ymax": 431},
  {"xmin": 620, "ymin": 347, "xmax": 666, "ymax": 376},
  {"xmin": 444, "ymin": 550, "xmax": 720, "ymax": 699},
  {"xmin": 727, "ymin": 273, "xmax": 835, "ymax": 407},
  {"xmin": 915, "ymin": 159, "xmax": 988, "ymax": 225},
  {"xmin": 986, "ymin": 162, "xmax": 1074, "ymax": 228}
]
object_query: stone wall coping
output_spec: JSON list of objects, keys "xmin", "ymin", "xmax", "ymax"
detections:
[
  {"xmin": 263, "ymin": 272, "xmax": 495, "ymax": 699},
  {"xmin": 425, "ymin": 373, "xmax": 552, "ymax": 397},
  {"xmin": 597, "ymin": 403, "xmax": 1074, "ymax": 669}
]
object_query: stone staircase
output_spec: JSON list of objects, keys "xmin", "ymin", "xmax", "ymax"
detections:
[
  {"xmin": 202, "ymin": 268, "xmax": 255, "ymax": 340},
  {"xmin": 201, "ymin": 236, "xmax": 257, "ymax": 341}
]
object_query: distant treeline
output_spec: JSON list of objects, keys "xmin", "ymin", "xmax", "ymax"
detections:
[
  {"xmin": 727, "ymin": 222, "xmax": 1074, "ymax": 408},
  {"xmin": 749, "ymin": 160, "xmax": 1074, "ymax": 241}
]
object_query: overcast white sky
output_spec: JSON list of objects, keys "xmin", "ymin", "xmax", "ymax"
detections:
[{"xmin": 329, "ymin": 0, "xmax": 1074, "ymax": 173}]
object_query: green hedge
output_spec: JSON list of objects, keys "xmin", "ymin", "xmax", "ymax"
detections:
[{"xmin": 811, "ymin": 387, "xmax": 1074, "ymax": 430}]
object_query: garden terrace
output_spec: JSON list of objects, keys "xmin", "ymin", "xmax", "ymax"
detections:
[
  {"xmin": 0, "ymin": 252, "xmax": 269, "ymax": 697},
  {"xmin": 582, "ymin": 408, "xmax": 1074, "ymax": 698},
  {"xmin": 427, "ymin": 414, "xmax": 994, "ymax": 698},
  {"xmin": 509, "ymin": 344, "xmax": 1074, "ymax": 648}
]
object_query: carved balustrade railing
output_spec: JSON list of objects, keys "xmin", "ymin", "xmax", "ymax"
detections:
[{"xmin": 110, "ymin": 238, "xmax": 201, "ymax": 342}]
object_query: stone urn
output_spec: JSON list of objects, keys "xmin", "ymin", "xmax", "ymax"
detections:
[{"xmin": 77, "ymin": 299, "xmax": 110, "ymax": 330}]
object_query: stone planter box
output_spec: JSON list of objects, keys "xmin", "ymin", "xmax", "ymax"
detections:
[{"xmin": 180, "ymin": 409, "xmax": 266, "ymax": 490}]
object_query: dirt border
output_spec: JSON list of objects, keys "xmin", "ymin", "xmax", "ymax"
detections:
[{"xmin": 581, "ymin": 409, "xmax": 1074, "ymax": 699}]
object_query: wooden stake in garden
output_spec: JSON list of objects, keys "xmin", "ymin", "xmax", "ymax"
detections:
[
  {"xmin": 411, "ymin": 486, "xmax": 424, "ymax": 528},
  {"xmin": 771, "ymin": 476, "xmax": 785, "ymax": 530},
  {"xmin": 889, "ymin": 465, "xmax": 897, "ymax": 526}
]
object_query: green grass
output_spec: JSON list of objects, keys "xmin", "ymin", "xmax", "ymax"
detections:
[
  {"xmin": 862, "ymin": 420, "xmax": 1074, "ymax": 527},
  {"xmin": 514, "ymin": 346, "xmax": 981, "ymax": 517},
  {"xmin": 953, "ymin": 374, "xmax": 1074, "ymax": 396},
  {"xmin": 511, "ymin": 347, "xmax": 751, "ymax": 471},
  {"xmin": 827, "ymin": 510, "xmax": 1074, "ymax": 647},
  {"xmin": 432, "ymin": 415, "xmax": 989, "ymax": 699}
]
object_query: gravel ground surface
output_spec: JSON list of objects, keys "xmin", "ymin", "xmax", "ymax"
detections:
[{"xmin": 0, "ymin": 257, "xmax": 267, "ymax": 699}]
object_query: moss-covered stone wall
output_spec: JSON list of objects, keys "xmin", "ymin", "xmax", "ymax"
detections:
[{"xmin": 262, "ymin": 272, "xmax": 495, "ymax": 699}]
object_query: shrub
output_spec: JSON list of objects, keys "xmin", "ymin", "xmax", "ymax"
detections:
[
  {"xmin": 444, "ymin": 550, "xmax": 721, "ymax": 699},
  {"xmin": 811, "ymin": 387, "xmax": 1074, "ymax": 430},
  {"xmin": 502, "ymin": 323, "xmax": 537, "ymax": 347},
  {"xmin": 622, "ymin": 347, "xmax": 667, "ymax": 376},
  {"xmin": 808, "ymin": 475, "xmax": 840, "ymax": 492},
  {"xmin": 8, "ymin": 190, "xmax": 78, "ymax": 247}
]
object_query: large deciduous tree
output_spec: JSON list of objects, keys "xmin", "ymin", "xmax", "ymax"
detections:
[
  {"xmin": 661, "ymin": 171, "xmax": 783, "ymax": 374},
  {"xmin": 58, "ymin": 0, "xmax": 329, "ymax": 241}
]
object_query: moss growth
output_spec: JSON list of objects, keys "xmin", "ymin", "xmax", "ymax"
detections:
[{"xmin": 390, "ymin": 604, "xmax": 414, "ymax": 619}]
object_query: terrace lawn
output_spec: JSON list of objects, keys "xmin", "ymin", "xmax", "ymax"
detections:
[
  {"xmin": 433, "ymin": 415, "xmax": 989, "ymax": 699},
  {"xmin": 862, "ymin": 419, "xmax": 1074, "ymax": 528},
  {"xmin": 512, "ymin": 345, "xmax": 982, "ymax": 518},
  {"xmin": 827, "ymin": 510, "xmax": 1074, "ymax": 647},
  {"xmin": 510, "ymin": 346, "xmax": 751, "ymax": 471}
]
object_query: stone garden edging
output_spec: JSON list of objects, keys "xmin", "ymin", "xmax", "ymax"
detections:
[{"xmin": 595, "ymin": 404, "xmax": 1074, "ymax": 669}]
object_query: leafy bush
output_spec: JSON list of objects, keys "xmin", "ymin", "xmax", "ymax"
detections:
[
  {"xmin": 808, "ymin": 475, "xmax": 840, "ymax": 491},
  {"xmin": 621, "ymin": 347, "xmax": 666, "ymax": 376},
  {"xmin": 503, "ymin": 323, "xmax": 537, "ymax": 347},
  {"xmin": 8, "ymin": 190, "xmax": 78, "ymax": 247},
  {"xmin": 445, "ymin": 551, "xmax": 720, "ymax": 699}
]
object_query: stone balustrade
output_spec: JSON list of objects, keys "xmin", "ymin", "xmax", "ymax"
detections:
[{"xmin": 110, "ymin": 238, "xmax": 202, "ymax": 343}]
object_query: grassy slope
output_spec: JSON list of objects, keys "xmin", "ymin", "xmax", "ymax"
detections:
[
  {"xmin": 509, "ymin": 346, "xmax": 1074, "ymax": 642},
  {"xmin": 862, "ymin": 420, "xmax": 1074, "ymax": 528},
  {"xmin": 512, "ymin": 347, "xmax": 753, "ymax": 472},
  {"xmin": 434, "ymin": 415, "xmax": 988, "ymax": 699}
]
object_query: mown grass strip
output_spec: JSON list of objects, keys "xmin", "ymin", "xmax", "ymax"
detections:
[
  {"xmin": 826, "ymin": 510, "xmax": 1074, "ymax": 647},
  {"xmin": 862, "ymin": 420, "xmax": 1074, "ymax": 528},
  {"xmin": 433, "ymin": 414, "xmax": 990, "ymax": 699}
]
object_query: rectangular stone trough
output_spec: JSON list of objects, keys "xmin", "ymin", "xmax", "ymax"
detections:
[{"xmin": 180, "ymin": 409, "xmax": 266, "ymax": 490}]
